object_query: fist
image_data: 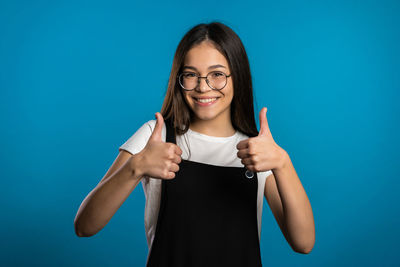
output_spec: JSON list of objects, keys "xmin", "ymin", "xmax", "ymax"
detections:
[{"xmin": 236, "ymin": 107, "xmax": 286, "ymax": 172}]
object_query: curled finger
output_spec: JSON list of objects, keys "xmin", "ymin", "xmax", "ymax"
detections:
[{"xmin": 169, "ymin": 162, "xmax": 180, "ymax": 173}]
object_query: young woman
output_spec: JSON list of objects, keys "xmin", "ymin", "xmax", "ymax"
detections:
[{"xmin": 74, "ymin": 22, "xmax": 315, "ymax": 266}]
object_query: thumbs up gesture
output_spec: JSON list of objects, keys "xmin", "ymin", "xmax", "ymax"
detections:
[
  {"xmin": 135, "ymin": 112, "xmax": 183, "ymax": 179},
  {"xmin": 236, "ymin": 107, "xmax": 287, "ymax": 173}
]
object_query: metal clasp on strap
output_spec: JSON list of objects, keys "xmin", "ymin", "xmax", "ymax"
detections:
[{"xmin": 245, "ymin": 169, "xmax": 254, "ymax": 179}]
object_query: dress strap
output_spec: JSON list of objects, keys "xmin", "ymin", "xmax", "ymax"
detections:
[{"xmin": 164, "ymin": 118, "xmax": 176, "ymax": 144}]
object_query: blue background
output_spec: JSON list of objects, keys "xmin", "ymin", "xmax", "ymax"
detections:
[{"xmin": 1, "ymin": 0, "xmax": 399, "ymax": 266}]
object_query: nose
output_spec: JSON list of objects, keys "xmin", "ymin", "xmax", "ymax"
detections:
[{"xmin": 195, "ymin": 77, "xmax": 211, "ymax": 93}]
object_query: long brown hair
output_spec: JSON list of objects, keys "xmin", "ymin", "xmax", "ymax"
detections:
[{"xmin": 160, "ymin": 21, "xmax": 259, "ymax": 139}]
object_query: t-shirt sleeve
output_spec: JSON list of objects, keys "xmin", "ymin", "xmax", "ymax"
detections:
[
  {"xmin": 119, "ymin": 120, "xmax": 154, "ymax": 155},
  {"xmin": 264, "ymin": 170, "xmax": 273, "ymax": 179}
]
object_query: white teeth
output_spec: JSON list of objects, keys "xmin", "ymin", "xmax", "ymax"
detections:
[{"xmin": 196, "ymin": 98, "xmax": 217, "ymax": 103}]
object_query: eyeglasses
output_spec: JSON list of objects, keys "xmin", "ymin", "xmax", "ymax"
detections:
[{"xmin": 177, "ymin": 71, "xmax": 232, "ymax": 91}]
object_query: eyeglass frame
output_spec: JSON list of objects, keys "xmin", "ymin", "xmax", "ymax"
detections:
[{"xmin": 176, "ymin": 71, "xmax": 232, "ymax": 91}]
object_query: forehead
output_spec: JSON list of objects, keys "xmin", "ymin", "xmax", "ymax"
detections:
[{"xmin": 184, "ymin": 41, "xmax": 229, "ymax": 69}]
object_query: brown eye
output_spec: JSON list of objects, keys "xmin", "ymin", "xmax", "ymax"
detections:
[{"xmin": 210, "ymin": 71, "xmax": 224, "ymax": 78}]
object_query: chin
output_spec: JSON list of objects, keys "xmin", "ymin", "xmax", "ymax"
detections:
[{"xmin": 191, "ymin": 107, "xmax": 230, "ymax": 122}]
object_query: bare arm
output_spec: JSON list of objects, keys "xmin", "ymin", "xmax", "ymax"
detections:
[
  {"xmin": 264, "ymin": 152, "xmax": 315, "ymax": 254},
  {"xmin": 74, "ymin": 113, "xmax": 182, "ymax": 237},
  {"xmin": 74, "ymin": 150, "xmax": 144, "ymax": 237}
]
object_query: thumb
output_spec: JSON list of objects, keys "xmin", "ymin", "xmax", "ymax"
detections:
[
  {"xmin": 149, "ymin": 112, "xmax": 164, "ymax": 142},
  {"xmin": 258, "ymin": 107, "xmax": 271, "ymax": 137}
]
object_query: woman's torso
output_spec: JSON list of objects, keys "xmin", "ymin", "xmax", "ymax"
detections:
[{"xmin": 118, "ymin": 119, "xmax": 273, "ymax": 263}]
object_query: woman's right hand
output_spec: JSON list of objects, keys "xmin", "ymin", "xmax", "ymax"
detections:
[{"xmin": 131, "ymin": 112, "xmax": 183, "ymax": 179}]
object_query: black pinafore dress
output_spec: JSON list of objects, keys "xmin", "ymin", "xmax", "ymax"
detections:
[{"xmin": 146, "ymin": 119, "xmax": 262, "ymax": 267}]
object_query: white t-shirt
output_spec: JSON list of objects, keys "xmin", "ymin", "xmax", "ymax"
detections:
[{"xmin": 119, "ymin": 120, "xmax": 273, "ymax": 253}]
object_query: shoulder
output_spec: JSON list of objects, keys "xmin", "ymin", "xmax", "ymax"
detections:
[
  {"xmin": 129, "ymin": 120, "xmax": 154, "ymax": 139},
  {"xmin": 146, "ymin": 119, "xmax": 167, "ymax": 141},
  {"xmin": 237, "ymin": 131, "xmax": 249, "ymax": 138},
  {"xmin": 118, "ymin": 119, "xmax": 166, "ymax": 154},
  {"xmin": 127, "ymin": 119, "xmax": 167, "ymax": 137},
  {"xmin": 235, "ymin": 130, "xmax": 250, "ymax": 142}
]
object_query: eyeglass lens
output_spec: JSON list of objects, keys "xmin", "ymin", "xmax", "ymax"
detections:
[{"xmin": 180, "ymin": 71, "xmax": 227, "ymax": 90}]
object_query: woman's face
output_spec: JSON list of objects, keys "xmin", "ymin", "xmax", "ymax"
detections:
[{"xmin": 181, "ymin": 41, "xmax": 233, "ymax": 123}]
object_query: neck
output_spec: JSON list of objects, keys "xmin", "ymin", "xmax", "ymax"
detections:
[{"xmin": 189, "ymin": 114, "xmax": 236, "ymax": 137}]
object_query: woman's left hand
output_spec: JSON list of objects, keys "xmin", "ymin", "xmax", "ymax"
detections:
[{"xmin": 236, "ymin": 107, "xmax": 287, "ymax": 172}]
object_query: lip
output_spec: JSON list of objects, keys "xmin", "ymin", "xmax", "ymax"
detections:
[
  {"xmin": 192, "ymin": 96, "xmax": 219, "ymax": 107},
  {"xmin": 193, "ymin": 96, "xmax": 220, "ymax": 99}
]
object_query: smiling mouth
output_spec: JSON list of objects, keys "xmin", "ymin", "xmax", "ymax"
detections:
[
  {"xmin": 192, "ymin": 96, "xmax": 220, "ymax": 106},
  {"xmin": 194, "ymin": 97, "xmax": 218, "ymax": 103}
]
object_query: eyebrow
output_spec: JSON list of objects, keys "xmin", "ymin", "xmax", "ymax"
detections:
[{"xmin": 182, "ymin": 64, "xmax": 226, "ymax": 71}]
